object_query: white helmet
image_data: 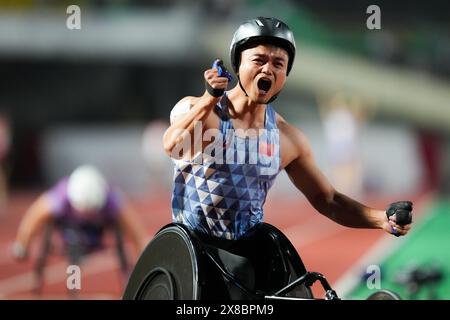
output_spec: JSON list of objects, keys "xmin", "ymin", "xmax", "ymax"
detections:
[{"xmin": 67, "ymin": 165, "xmax": 107, "ymax": 213}]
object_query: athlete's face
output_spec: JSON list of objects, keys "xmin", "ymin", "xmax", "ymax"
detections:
[{"xmin": 238, "ymin": 44, "xmax": 289, "ymax": 104}]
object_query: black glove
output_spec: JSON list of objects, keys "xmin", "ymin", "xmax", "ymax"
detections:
[{"xmin": 386, "ymin": 201, "xmax": 413, "ymax": 226}]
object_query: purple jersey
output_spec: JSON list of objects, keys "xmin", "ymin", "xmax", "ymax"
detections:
[{"xmin": 46, "ymin": 177, "xmax": 123, "ymax": 250}]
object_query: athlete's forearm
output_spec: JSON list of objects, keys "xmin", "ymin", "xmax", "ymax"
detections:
[
  {"xmin": 315, "ymin": 191, "xmax": 385, "ymax": 229},
  {"xmin": 16, "ymin": 197, "xmax": 51, "ymax": 249},
  {"xmin": 163, "ymin": 93, "xmax": 218, "ymax": 156}
]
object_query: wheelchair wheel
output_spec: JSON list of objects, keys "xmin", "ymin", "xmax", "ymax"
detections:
[
  {"xmin": 135, "ymin": 267, "xmax": 175, "ymax": 299},
  {"xmin": 123, "ymin": 222, "xmax": 314, "ymax": 300},
  {"xmin": 366, "ymin": 289, "xmax": 401, "ymax": 300},
  {"xmin": 123, "ymin": 224, "xmax": 202, "ymax": 300},
  {"xmin": 242, "ymin": 223, "xmax": 314, "ymax": 299}
]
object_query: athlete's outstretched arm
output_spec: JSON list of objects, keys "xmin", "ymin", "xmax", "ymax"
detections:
[
  {"xmin": 283, "ymin": 125, "xmax": 411, "ymax": 236},
  {"xmin": 13, "ymin": 194, "xmax": 53, "ymax": 259}
]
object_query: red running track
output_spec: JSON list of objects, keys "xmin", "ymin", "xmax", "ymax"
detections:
[{"xmin": 0, "ymin": 190, "xmax": 428, "ymax": 299}]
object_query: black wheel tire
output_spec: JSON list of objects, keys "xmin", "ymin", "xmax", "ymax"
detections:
[
  {"xmin": 123, "ymin": 225, "xmax": 201, "ymax": 300},
  {"xmin": 366, "ymin": 289, "xmax": 402, "ymax": 300}
]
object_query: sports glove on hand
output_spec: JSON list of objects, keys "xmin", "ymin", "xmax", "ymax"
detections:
[{"xmin": 386, "ymin": 201, "xmax": 413, "ymax": 236}]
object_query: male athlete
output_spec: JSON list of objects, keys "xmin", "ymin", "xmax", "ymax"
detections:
[
  {"xmin": 13, "ymin": 165, "xmax": 147, "ymax": 291},
  {"xmin": 163, "ymin": 17, "xmax": 412, "ymax": 242}
]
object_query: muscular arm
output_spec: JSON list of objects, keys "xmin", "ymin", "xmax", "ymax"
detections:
[
  {"xmin": 14, "ymin": 194, "xmax": 53, "ymax": 256},
  {"xmin": 282, "ymin": 123, "xmax": 394, "ymax": 232},
  {"xmin": 162, "ymin": 68, "xmax": 227, "ymax": 157}
]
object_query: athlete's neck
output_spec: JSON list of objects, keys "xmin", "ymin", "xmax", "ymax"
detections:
[{"xmin": 227, "ymin": 86, "xmax": 266, "ymax": 120}]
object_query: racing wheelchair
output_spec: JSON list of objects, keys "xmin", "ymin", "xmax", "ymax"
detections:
[{"xmin": 123, "ymin": 222, "xmax": 400, "ymax": 300}]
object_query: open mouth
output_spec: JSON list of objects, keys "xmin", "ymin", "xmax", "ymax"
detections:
[{"xmin": 257, "ymin": 78, "xmax": 272, "ymax": 93}]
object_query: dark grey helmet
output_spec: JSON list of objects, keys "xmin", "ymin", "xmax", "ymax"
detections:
[{"xmin": 230, "ymin": 17, "xmax": 296, "ymax": 75}]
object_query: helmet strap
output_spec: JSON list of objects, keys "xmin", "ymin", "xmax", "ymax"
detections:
[
  {"xmin": 237, "ymin": 75, "xmax": 248, "ymax": 97},
  {"xmin": 268, "ymin": 92, "xmax": 279, "ymax": 103}
]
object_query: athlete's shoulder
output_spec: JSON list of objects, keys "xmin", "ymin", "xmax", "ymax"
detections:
[
  {"xmin": 275, "ymin": 113, "xmax": 299, "ymax": 136},
  {"xmin": 170, "ymin": 96, "xmax": 199, "ymax": 124},
  {"xmin": 275, "ymin": 113, "xmax": 312, "ymax": 157},
  {"xmin": 44, "ymin": 178, "xmax": 70, "ymax": 217}
]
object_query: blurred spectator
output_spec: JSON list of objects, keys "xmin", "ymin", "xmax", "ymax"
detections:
[
  {"xmin": 12, "ymin": 164, "xmax": 148, "ymax": 293},
  {"xmin": 319, "ymin": 93, "xmax": 370, "ymax": 198},
  {"xmin": 416, "ymin": 130, "xmax": 443, "ymax": 193}
]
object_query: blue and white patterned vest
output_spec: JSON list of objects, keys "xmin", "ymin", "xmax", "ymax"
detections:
[{"xmin": 171, "ymin": 94, "xmax": 281, "ymax": 240}]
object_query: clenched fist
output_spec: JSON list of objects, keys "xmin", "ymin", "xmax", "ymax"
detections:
[
  {"xmin": 204, "ymin": 59, "xmax": 232, "ymax": 98},
  {"xmin": 385, "ymin": 201, "xmax": 413, "ymax": 237}
]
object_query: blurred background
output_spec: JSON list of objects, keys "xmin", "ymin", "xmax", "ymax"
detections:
[{"xmin": 0, "ymin": 0, "xmax": 449, "ymax": 299}]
